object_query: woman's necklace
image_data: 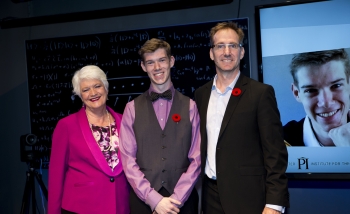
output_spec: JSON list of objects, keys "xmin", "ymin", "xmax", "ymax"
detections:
[
  {"xmin": 88, "ymin": 110, "xmax": 112, "ymax": 151},
  {"xmin": 105, "ymin": 110, "xmax": 113, "ymax": 151}
]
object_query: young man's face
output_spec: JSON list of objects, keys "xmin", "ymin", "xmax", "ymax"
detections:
[
  {"xmin": 141, "ymin": 48, "xmax": 174, "ymax": 92},
  {"xmin": 210, "ymin": 28, "xmax": 245, "ymax": 74},
  {"xmin": 292, "ymin": 60, "xmax": 350, "ymax": 133}
]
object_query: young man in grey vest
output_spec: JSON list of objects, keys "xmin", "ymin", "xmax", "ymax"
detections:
[{"xmin": 120, "ymin": 38, "xmax": 201, "ymax": 214}]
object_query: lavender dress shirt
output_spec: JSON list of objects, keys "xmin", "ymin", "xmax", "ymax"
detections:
[{"xmin": 119, "ymin": 83, "xmax": 201, "ymax": 211}]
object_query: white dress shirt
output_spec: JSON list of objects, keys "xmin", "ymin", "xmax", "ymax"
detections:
[
  {"xmin": 303, "ymin": 116, "xmax": 323, "ymax": 147},
  {"xmin": 205, "ymin": 72, "xmax": 239, "ymax": 179}
]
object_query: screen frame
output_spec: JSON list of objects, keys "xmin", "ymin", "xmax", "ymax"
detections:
[
  {"xmin": 254, "ymin": 0, "xmax": 350, "ymax": 180},
  {"xmin": 255, "ymin": 0, "xmax": 329, "ymax": 82}
]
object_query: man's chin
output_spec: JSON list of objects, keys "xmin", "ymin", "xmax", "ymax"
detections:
[
  {"xmin": 219, "ymin": 68, "xmax": 236, "ymax": 73},
  {"xmin": 323, "ymin": 124, "xmax": 343, "ymax": 133},
  {"xmin": 316, "ymin": 114, "xmax": 345, "ymax": 129}
]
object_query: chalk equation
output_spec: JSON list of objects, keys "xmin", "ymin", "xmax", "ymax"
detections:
[{"xmin": 25, "ymin": 18, "xmax": 250, "ymax": 168}]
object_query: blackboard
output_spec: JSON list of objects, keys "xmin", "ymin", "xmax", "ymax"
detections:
[{"xmin": 25, "ymin": 18, "xmax": 249, "ymax": 168}]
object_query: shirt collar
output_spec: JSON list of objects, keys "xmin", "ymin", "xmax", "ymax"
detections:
[
  {"xmin": 211, "ymin": 71, "xmax": 241, "ymax": 93},
  {"xmin": 148, "ymin": 82, "xmax": 175, "ymax": 98},
  {"xmin": 303, "ymin": 116, "xmax": 322, "ymax": 147}
]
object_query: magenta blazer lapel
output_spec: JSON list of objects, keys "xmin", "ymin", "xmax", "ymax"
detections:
[{"xmin": 77, "ymin": 107, "xmax": 123, "ymax": 176}]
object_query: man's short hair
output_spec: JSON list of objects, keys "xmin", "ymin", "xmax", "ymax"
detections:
[
  {"xmin": 290, "ymin": 49, "xmax": 350, "ymax": 87},
  {"xmin": 209, "ymin": 22, "xmax": 245, "ymax": 46},
  {"xmin": 138, "ymin": 38, "xmax": 172, "ymax": 62}
]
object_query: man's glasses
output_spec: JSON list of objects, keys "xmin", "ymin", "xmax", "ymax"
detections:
[{"xmin": 212, "ymin": 43, "xmax": 242, "ymax": 51}]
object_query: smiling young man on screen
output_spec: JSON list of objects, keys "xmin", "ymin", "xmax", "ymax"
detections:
[{"xmin": 284, "ymin": 49, "xmax": 350, "ymax": 147}]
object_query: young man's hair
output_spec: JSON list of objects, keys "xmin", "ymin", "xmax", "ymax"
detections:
[
  {"xmin": 138, "ymin": 38, "xmax": 172, "ymax": 61},
  {"xmin": 290, "ymin": 49, "xmax": 350, "ymax": 87},
  {"xmin": 209, "ymin": 22, "xmax": 245, "ymax": 46}
]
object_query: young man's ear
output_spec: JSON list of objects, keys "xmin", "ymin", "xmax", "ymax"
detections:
[
  {"xmin": 170, "ymin": 56, "xmax": 175, "ymax": 67},
  {"xmin": 291, "ymin": 83, "xmax": 301, "ymax": 102},
  {"xmin": 140, "ymin": 61, "xmax": 147, "ymax": 72}
]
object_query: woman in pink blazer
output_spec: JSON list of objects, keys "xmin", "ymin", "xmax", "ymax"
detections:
[{"xmin": 48, "ymin": 65, "xmax": 130, "ymax": 214}]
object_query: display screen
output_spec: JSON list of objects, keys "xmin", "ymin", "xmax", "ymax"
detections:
[{"xmin": 255, "ymin": 0, "xmax": 350, "ymax": 177}]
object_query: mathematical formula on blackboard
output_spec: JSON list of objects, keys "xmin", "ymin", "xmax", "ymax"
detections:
[{"xmin": 25, "ymin": 18, "xmax": 250, "ymax": 167}]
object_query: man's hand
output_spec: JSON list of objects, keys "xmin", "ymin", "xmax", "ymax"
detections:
[
  {"xmin": 154, "ymin": 197, "xmax": 181, "ymax": 214},
  {"xmin": 329, "ymin": 122, "xmax": 350, "ymax": 146},
  {"xmin": 262, "ymin": 206, "xmax": 281, "ymax": 214}
]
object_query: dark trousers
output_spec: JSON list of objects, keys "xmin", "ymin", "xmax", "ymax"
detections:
[
  {"xmin": 130, "ymin": 187, "xmax": 198, "ymax": 214},
  {"xmin": 202, "ymin": 175, "xmax": 225, "ymax": 214}
]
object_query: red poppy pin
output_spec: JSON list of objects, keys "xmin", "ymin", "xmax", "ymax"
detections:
[
  {"xmin": 172, "ymin": 114, "xmax": 181, "ymax": 123},
  {"xmin": 232, "ymin": 88, "xmax": 241, "ymax": 96}
]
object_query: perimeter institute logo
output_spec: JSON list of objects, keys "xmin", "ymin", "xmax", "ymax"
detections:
[
  {"xmin": 293, "ymin": 156, "xmax": 345, "ymax": 170},
  {"xmin": 298, "ymin": 157, "xmax": 309, "ymax": 170},
  {"xmin": 288, "ymin": 157, "xmax": 311, "ymax": 170}
]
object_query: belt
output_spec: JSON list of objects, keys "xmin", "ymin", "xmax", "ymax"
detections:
[{"xmin": 206, "ymin": 175, "xmax": 217, "ymax": 185}]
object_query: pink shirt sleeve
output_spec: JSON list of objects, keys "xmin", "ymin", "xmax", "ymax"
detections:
[
  {"xmin": 170, "ymin": 99, "xmax": 201, "ymax": 206},
  {"xmin": 119, "ymin": 101, "xmax": 163, "ymax": 210}
]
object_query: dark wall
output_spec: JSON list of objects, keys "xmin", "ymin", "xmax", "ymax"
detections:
[{"xmin": 0, "ymin": 0, "xmax": 349, "ymax": 213}]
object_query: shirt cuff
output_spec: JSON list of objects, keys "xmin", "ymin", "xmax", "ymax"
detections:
[
  {"xmin": 266, "ymin": 204, "xmax": 285, "ymax": 213},
  {"xmin": 145, "ymin": 190, "xmax": 164, "ymax": 211},
  {"xmin": 170, "ymin": 194, "xmax": 182, "ymax": 208}
]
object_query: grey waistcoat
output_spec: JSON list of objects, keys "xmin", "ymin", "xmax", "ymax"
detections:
[{"xmin": 134, "ymin": 90, "xmax": 192, "ymax": 193}]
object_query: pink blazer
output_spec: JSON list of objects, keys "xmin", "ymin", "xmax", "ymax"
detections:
[{"xmin": 48, "ymin": 106, "xmax": 130, "ymax": 214}]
